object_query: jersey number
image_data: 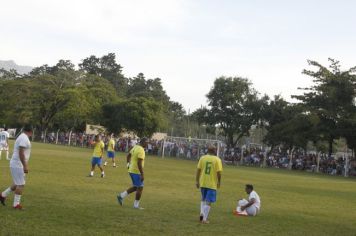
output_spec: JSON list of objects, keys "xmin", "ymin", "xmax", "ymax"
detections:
[{"xmin": 205, "ymin": 162, "xmax": 212, "ymax": 175}]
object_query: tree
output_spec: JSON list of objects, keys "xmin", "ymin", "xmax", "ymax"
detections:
[
  {"xmin": 79, "ymin": 53, "xmax": 127, "ymax": 96},
  {"xmin": 293, "ymin": 59, "xmax": 356, "ymax": 156},
  {"xmin": 196, "ymin": 76, "xmax": 267, "ymax": 147},
  {"xmin": 102, "ymin": 97, "xmax": 163, "ymax": 137},
  {"xmin": 263, "ymin": 97, "xmax": 315, "ymax": 150},
  {"xmin": 52, "ymin": 74, "xmax": 117, "ymax": 131}
]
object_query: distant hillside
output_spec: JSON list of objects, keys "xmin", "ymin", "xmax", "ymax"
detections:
[{"xmin": 0, "ymin": 60, "xmax": 33, "ymax": 74}]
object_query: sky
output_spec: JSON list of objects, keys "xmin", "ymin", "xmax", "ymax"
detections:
[{"xmin": 1, "ymin": 0, "xmax": 356, "ymax": 111}]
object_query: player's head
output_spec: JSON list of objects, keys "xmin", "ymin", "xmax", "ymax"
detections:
[
  {"xmin": 4, "ymin": 127, "xmax": 8, "ymax": 131},
  {"xmin": 23, "ymin": 124, "xmax": 33, "ymax": 136},
  {"xmin": 245, "ymin": 184, "xmax": 254, "ymax": 194},
  {"xmin": 139, "ymin": 137, "xmax": 148, "ymax": 148},
  {"xmin": 207, "ymin": 145, "xmax": 216, "ymax": 155},
  {"xmin": 95, "ymin": 134, "xmax": 101, "ymax": 141}
]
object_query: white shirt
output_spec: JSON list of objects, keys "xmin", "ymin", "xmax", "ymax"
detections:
[
  {"xmin": 249, "ymin": 190, "xmax": 261, "ymax": 209},
  {"xmin": 10, "ymin": 133, "xmax": 31, "ymax": 168},
  {"xmin": 0, "ymin": 131, "xmax": 10, "ymax": 145}
]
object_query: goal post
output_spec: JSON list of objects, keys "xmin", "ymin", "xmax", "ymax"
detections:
[{"xmin": 161, "ymin": 136, "xmax": 225, "ymax": 161}]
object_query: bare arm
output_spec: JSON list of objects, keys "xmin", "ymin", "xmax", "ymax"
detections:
[
  {"xmin": 241, "ymin": 198, "xmax": 256, "ymax": 210},
  {"xmin": 100, "ymin": 146, "xmax": 104, "ymax": 158},
  {"xmin": 138, "ymin": 159, "xmax": 144, "ymax": 181},
  {"xmin": 196, "ymin": 169, "xmax": 201, "ymax": 188},
  {"xmin": 126, "ymin": 153, "xmax": 132, "ymax": 164},
  {"xmin": 19, "ymin": 147, "xmax": 28, "ymax": 173},
  {"xmin": 217, "ymin": 171, "xmax": 221, "ymax": 188}
]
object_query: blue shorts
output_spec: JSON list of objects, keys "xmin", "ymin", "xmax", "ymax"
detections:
[
  {"xmin": 201, "ymin": 188, "xmax": 217, "ymax": 203},
  {"xmin": 91, "ymin": 157, "xmax": 102, "ymax": 166},
  {"xmin": 129, "ymin": 173, "xmax": 144, "ymax": 187},
  {"xmin": 107, "ymin": 151, "xmax": 115, "ymax": 158}
]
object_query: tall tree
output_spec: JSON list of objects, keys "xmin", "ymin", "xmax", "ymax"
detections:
[
  {"xmin": 196, "ymin": 76, "xmax": 267, "ymax": 147},
  {"xmin": 102, "ymin": 97, "xmax": 163, "ymax": 137},
  {"xmin": 79, "ymin": 53, "xmax": 127, "ymax": 96},
  {"xmin": 293, "ymin": 59, "xmax": 356, "ymax": 156}
]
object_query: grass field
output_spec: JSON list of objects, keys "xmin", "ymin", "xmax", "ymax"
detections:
[{"xmin": 0, "ymin": 142, "xmax": 355, "ymax": 236}]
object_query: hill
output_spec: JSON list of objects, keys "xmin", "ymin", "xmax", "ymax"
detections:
[{"xmin": 0, "ymin": 60, "xmax": 33, "ymax": 74}]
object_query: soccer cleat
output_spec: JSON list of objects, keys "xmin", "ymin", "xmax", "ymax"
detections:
[
  {"xmin": 199, "ymin": 215, "xmax": 203, "ymax": 222},
  {"xmin": 13, "ymin": 204, "xmax": 23, "ymax": 210},
  {"xmin": 201, "ymin": 220, "xmax": 209, "ymax": 224},
  {"xmin": 101, "ymin": 173, "xmax": 105, "ymax": 178},
  {"xmin": 104, "ymin": 162, "xmax": 107, "ymax": 166},
  {"xmin": 133, "ymin": 206, "xmax": 144, "ymax": 210},
  {"xmin": 88, "ymin": 175, "xmax": 93, "ymax": 177},
  {"xmin": 117, "ymin": 195, "xmax": 123, "ymax": 206},
  {"xmin": 0, "ymin": 195, "xmax": 6, "ymax": 206}
]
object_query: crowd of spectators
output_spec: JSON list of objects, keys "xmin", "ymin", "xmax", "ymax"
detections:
[{"xmin": 38, "ymin": 131, "xmax": 356, "ymax": 177}]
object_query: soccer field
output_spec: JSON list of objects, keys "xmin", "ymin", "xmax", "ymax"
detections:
[{"xmin": 0, "ymin": 143, "xmax": 355, "ymax": 236}]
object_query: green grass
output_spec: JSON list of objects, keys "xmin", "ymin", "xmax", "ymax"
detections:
[{"xmin": 0, "ymin": 142, "xmax": 356, "ymax": 236}]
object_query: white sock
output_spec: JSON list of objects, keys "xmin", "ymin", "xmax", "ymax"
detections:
[
  {"xmin": 134, "ymin": 200, "xmax": 140, "ymax": 208},
  {"xmin": 0, "ymin": 151, "xmax": 2, "ymax": 160},
  {"xmin": 120, "ymin": 191, "xmax": 128, "ymax": 198},
  {"xmin": 90, "ymin": 171, "xmax": 94, "ymax": 176},
  {"xmin": 1, "ymin": 187, "xmax": 13, "ymax": 197},
  {"xmin": 6, "ymin": 151, "xmax": 9, "ymax": 160},
  {"xmin": 13, "ymin": 194, "xmax": 21, "ymax": 207},
  {"xmin": 200, "ymin": 201, "xmax": 205, "ymax": 216},
  {"xmin": 113, "ymin": 163, "xmax": 116, "ymax": 167},
  {"xmin": 203, "ymin": 205, "xmax": 211, "ymax": 221},
  {"xmin": 104, "ymin": 162, "xmax": 107, "ymax": 166},
  {"xmin": 101, "ymin": 171, "xmax": 105, "ymax": 175}
]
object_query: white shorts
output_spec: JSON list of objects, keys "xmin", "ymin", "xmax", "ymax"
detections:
[
  {"xmin": 10, "ymin": 167, "xmax": 26, "ymax": 185},
  {"xmin": 0, "ymin": 144, "xmax": 8, "ymax": 151}
]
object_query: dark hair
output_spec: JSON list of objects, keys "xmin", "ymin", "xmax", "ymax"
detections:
[
  {"xmin": 246, "ymin": 184, "xmax": 254, "ymax": 190},
  {"xmin": 207, "ymin": 145, "xmax": 216, "ymax": 155},
  {"xmin": 23, "ymin": 124, "xmax": 33, "ymax": 132},
  {"xmin": 4, "ymin": 127, "xmax": 8, "ymax": 131},
  {"xmin": 140, "ymin": 137, "xmax": 148, "ymax": 145}
]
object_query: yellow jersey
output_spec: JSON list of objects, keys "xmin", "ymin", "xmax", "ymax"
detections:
[
  {"xmin": 107, "ymin": 138, "xmax": 115, "ymax": 152},
  {"xmin": 128, "ymin": 145, "xmax": 145, "ymax": 174},
  {"xmin": 93, "ymin": 141, "xmax": 105, "ymax": 157},
  {"xmin": 197, "ymin": 155, "xmax": 223, "ymax": 190}
]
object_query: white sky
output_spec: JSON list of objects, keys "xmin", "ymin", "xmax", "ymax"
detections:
[{"xmin": 1, "ymin": 0, "xmax": 356, "ymax": 111}]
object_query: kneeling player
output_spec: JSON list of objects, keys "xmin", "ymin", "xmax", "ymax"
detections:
[
  {"xmin": 196, "ymin": 146, "xmax": 222, "ymax": 224},
  {"xmin": 89, "ymin": 135, "xmax": 105, "ymax": 178}
]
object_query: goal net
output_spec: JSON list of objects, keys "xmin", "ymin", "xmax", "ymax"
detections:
[{"xmin": 161, "ymin": 136, "xmax": 225, "ymax": 160}]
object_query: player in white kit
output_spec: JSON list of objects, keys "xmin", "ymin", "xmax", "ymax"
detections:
[
  {"xmin": 0, "ymin": 128, "xmax": 10, "ymax": 160},
  {"xmin": 236, "ymin": 184, "xmax": 261, "ymax": 216},
  {"xmin": 0, "ymin": 125, "xmax": 33, "ymax": 209}
]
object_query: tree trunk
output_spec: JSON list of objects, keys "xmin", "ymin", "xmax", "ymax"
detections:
[{"xmin": 328, "ymin": 138, "xmax": 333, "ymax": 157}]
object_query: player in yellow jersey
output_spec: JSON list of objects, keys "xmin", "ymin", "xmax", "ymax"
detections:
[
  {"xmin": 88, "ymin": 135, "xmax": 105, "ymax": 178},
  {"xmin": 117, "ymin": 138, "xmax": 148, "ymax": 209},
  {"xmin": 196, "ymin": 145, "xmax": 222, "ymax": 224},
  {"xmin": 104, "ymin": 134, "xmax": 117, "ymax": 167}
]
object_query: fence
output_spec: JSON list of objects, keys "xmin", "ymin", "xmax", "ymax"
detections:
[{"xmin": 21, "ymin": 129, "xmax": 356, "ymax": 178}]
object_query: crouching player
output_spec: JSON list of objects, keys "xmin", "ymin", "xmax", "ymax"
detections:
[
  {"xmin": 196, "ymin": 146, "xmax": 222, "ymax": 224},
  {"xmin": 88, "ymin": 135, "xmax": 105, "ymax": 178},
  {"xmin": 236, "ymin": 184, "xmax": 261, "ymax": 216}
]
